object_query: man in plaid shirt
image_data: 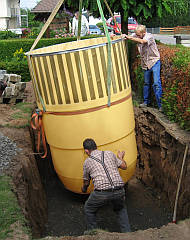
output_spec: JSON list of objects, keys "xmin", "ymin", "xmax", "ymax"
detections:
[
  {"xmin": 81, "ymin": 138, "xmax": 131, "ymax": 233},
  {"xmin": 122, "ymin": 25, "xmax": 163, "ymax": 112}
]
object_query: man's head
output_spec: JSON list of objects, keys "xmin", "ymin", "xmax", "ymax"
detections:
[
  {"xmin": 75, "ymin": 11, "xmax": 79, "ymax": 19},
  {"xmin": 135, "ymin": 25, "xmax": 146, "ymax": 39},
  {"xmin": 83, "ymin": 138, "xmax": 97, "ymax": 156}
]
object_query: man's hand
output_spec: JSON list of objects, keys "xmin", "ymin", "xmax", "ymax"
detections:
[
  {"xmin": 81, "ymin": 185, "xmax": 87, "ymax": 193},
  {"xmin": 118, "ymin": 150, "xmax": 127, "ymax": 170},
  {"xmin": 110, "ymin": 33, "xmax": 116, "ymax": 40},
  {"xmin": 118, "ymin": 150, "xmax": 125, "ymax": 160},
  {"xmin": 81, "ymin": 179, "xmax": 90, "ymax": 193}
]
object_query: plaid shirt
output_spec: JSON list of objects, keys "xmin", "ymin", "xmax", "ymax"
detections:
[
  {"xmin": 83, "ymin": 150, "xmax": 124, "ymax": 190},
  {"xmin": 132, "ymin": 32, "xmax": 160, "ymax": 70}
]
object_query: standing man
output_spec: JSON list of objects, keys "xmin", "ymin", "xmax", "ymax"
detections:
[
  {"xmin": 72, "ymin": 11, "xmax": 90, "ymax": 37},
  {"xmin": 123, "ymin": 25, "xmax": 163, "ymax": 112},
  {"xmin": 81, "ymin": 138, "xmax": 131, "ymax": 233}
]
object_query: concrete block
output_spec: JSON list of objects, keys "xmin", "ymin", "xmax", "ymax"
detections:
[
  {"xmin": 17, "ymin": 75, "xmax": 21, "ymax": 82},
  {"xmin": 0, "ymin": 70, "xmax": 7, "ymax": 80},
  {"xmin": 5, "ymin": 87, "xmax": 12, "ymax": 97},
  {"xmin": 10, "ymin": 83, "xmax": 16, "ymax": 89},
  {"xmin": 11, "ymin": 88, "xmax": 19, "ymax": 96},
  {"xmin": 9, "ymin": 74, "xmax": 21, "ymax": 83},
  {"xmin": 15, "ymin": 82, "xmax": 26, "ymax": 91},
  {"xmin": 3, "ymin": 74, "xmax": 10, "ymax": 83}
]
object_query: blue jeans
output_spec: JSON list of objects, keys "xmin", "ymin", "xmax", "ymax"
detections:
[
  {"xmin": 85, "ymin": 188, "xmax": 131, "ymax": 233},
  {"xmin": 143, "ymin": 60, "xmax": 163, "ymax": 108}
]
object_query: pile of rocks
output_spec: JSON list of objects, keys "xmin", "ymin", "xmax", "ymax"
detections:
[{"xmin": 0, "ymin": 70, "xmax": 26, "ymax": 103}]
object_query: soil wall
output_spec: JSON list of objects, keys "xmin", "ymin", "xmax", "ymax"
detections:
[{"xmin": 134, "ymin": 106, "xmax": 190, "ymax": 221}]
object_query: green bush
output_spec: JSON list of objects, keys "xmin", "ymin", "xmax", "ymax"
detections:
[
  {"xmin": 0, "ymin": 36, "xmax": 99, "ymax": 62},
  {"xmin": 0, "ymin": 60, "xmax": 30, "ymax": 82},
  {"xmin": 0, "ymin": 35, "xmax": 102, "ymax": 82},
  {"xmin": 0, "ymin": 30, "xmax": 18, "ymax": 39}
]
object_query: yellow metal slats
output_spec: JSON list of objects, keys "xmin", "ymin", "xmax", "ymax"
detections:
[
  {"xmin": 82, "ymin": 50, "xmax": 96, "ymax": 100},
  {"xmin": 116, "ymin": 41, "xmax": 126, "ymax": 90},
  {"xmin": 122, "ymin": 41, "xmax": 130, "ymax": 88},
  {"xmin": 91, "ymin": 47, "xmax": 104, "ymax": 98},
  {"xmin": 112, "ymin": 43, "xmax": 123, "ymax": 91},
  {"xmin": 98, "ymin": 46, "xmax": 108, "ymax": 96},
  {"xmin": 79, "ymin": 50, "xmax": 92, "ymax": 101},
  {"xmin": 53, "ymin": 54, "xmax": 66, "ymax": 105},
  {"xmin": 49, "ymin": 55, "xmax": 63, "ymax": 104},
  {"xmin": 65, "ymin": 52, "xmax": 79, "ymax": 103},
  {"xmin": 70, "ymin": 52, "xmax": 83, "ymax": 103},
  {"xmin": 41, "ymin": 56, "xmax": 56, "ymax": 105},
  {"xmin": 56, "ymin": 54, "xmax": 71, "ymax": 104},
  {"xmin": 29, "ymin": 57, "xmax": 40, "ymax": 103},
  {"xmin": 96, "ymin": 47, "xmax": 107, "ymax": 97},
  {"xmin": 73, "ymin": 51, "xmax": 88, "ymax": 102},
  {"xmin": 33, "ymin": 57, "xmax": 48, "ymax": 105},
  {"xmin": 88, "ymin": 49, "xmax": 99, "ymax": 100},
  {"xmin": 61, "ymin": 54, "xmax": 75, "ymax": 104},
  {"xmin": 46, "ymin": 56, "xmax": 59, "ymax": 105}
]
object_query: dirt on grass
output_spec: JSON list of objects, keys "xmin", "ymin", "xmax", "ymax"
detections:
[{"xmin": 0, "ymin": 81, "xmax": 190, "ymax": 240}]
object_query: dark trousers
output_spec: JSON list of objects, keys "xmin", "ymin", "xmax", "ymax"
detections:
[{"xmin": 85, "ymin": 188, "xmax": 131, "ymax": 233}]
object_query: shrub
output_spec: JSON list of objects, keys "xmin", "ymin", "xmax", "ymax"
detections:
[{"xmin": 0, "ymin": 30, "xmax": 18, "ymax": 39}]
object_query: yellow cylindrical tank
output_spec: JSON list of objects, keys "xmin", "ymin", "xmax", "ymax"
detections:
[{"xmin": 27, "ymin": 36, "xmax": 137, "ymax": 194}]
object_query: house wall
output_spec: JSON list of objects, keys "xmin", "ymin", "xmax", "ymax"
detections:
[{"xmin": 0, "ymin": 0, "xmax": 20, "ymax": 30}]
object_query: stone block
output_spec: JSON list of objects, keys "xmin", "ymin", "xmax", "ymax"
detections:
[
  {"xmin": 11, "ymin": 88, "xmax": 19, "ymax": 96},
  {"xmin": 4, "ymin": 87, "xmax": 12, "ymax": 97},
  {"xmin": 0, "ymin": 70, "xmax": 7, "ymax": 80},
  {"xmin": 3, "ymin": 74, "xmax": 10, "ymax": 83},
  {"xmin": 15, "ymin": 82, "xmax": 26, "ymax": 91},
  {"xmin": 9, "ymin": 74, "xmax": 21, "ymax": 83}
]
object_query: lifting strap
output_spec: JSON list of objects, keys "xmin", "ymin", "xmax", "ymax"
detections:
[
  {"xmin": 96, "ymin": 0, "xmax": 112, "ymax": 107},
  {"xmin": 31, "ymin": 110, "xmax": 47, "ymax": 158}
]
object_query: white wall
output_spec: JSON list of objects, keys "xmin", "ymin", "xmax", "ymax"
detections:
[
  {"xmin": 0, "ymin": 0, "xmax": 21, "ymax": 30},
  {"xmin": 0, "ymin": 18, "xmax": 7, "ymax": 30}
]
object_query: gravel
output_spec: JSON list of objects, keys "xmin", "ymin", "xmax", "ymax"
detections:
[{"xmin": 0, "ymin": 132, "xmax": 21, "ymax": 175}]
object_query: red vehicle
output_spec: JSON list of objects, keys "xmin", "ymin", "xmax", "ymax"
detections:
[{"xmin": 106, "ymin": 15, "xmax": 138, "ymax": 34}]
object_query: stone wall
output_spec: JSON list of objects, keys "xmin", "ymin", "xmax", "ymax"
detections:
[
  {"xmin": 134, "ymin": 106, "xmax": 190, "ymax": 221},
  {"xmin": 0, "ymin": 70, "xmax": 26, "ymax": 103}
]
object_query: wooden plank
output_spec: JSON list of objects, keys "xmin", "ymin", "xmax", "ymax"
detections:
[
  {"xmin": 50, "ymin": 23, "xmax": 67, "ymax": 29},
  {"xmin": 52, "ymin": 18, "xmax": 67, "ymax": 23},
  {"xmin": 174, "ymin": 26, "xmax": 190, "ymax": 34},
  {"xmin": 160, "ymin": 27, "xmax": 174, "ymax": 34}
]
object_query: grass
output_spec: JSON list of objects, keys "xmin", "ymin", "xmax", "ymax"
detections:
[
  {"xmin": 0, "ymin": 175, "xmax": 31, "ymax": 239},
  {"xmin": 3, "ymin": 102, "xmax": 32, "ymax": 128},
  {"xmin": 12, "ymin": 102, "xmax": 32, "ymax": 119}
]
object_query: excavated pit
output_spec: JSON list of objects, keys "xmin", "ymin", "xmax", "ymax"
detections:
[
  {"xmin": 1, "ymin": 90, "xmax": 190, "ymax": 238},
  {"xmin": 35, "ymin": 106, "xmax": 190, "ymax": 238}
]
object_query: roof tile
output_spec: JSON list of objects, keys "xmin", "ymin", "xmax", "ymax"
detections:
[{"xmin": 31, "ymin": 0, "xmax": 60, "ymax": 13}]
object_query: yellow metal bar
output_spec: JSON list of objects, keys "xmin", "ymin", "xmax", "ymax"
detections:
[
  {"xmin": 61, "ymin": 54, "xmax": 75, "ymax": 104},
  {"xmin": 53, "ymin": 55, "xmax": 66, "ymax": 105},
  {"xmin": 70, "ymin": 52, "xmax": 83, "ymax": 103}
]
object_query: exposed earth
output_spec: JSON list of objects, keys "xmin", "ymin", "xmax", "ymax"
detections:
[{"xmin": 0, "ymin": 81, "xmax": 190, "ymax": 240}]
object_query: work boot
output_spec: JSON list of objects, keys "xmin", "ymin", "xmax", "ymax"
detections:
[{"xmin": 139, "ymin": 102, "xmax": 148, "ymax": 108}]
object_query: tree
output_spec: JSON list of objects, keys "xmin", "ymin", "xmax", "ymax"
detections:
[{"xmin": 64, "ymin": 0, "xmax": 188, "ymax": 33}]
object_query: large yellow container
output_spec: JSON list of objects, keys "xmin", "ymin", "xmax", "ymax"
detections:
[{"xmin": 27, "ymin": 36, "xmax": 137, "ymax": 194}]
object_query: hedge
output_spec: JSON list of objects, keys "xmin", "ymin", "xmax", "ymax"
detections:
[{"xmin": 0, "ymin": 35, "xmax": 101, "ymax": 82}]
